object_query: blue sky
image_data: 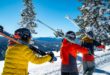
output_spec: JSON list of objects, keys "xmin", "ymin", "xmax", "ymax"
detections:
[{"xmin": 0, "ymin": 0, "xmax": 81, "ymax": 37}]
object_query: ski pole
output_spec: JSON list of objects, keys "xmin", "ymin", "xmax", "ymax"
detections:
[
  {"xmin": 65, "ymin": 16, "xmax": 85, "ymax": 33},
  {"xmin": 65, "ymin": 16, "xmax": 79, "ymax": 28},
  {"xmin": 37, "ymin": 19, "xmax": 57, "ymax": 32}
]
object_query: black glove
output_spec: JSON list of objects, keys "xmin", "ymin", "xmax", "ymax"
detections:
[
  {"xmin": 54, "ymin": 30, "xmax": 64, "ymax": 37},
  {"xmin": 47, "ymin": 52, "xmax": 55, "ymax": 62}
]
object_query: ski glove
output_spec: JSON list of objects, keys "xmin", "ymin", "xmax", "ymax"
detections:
[
  {"xmin": 54, "ymin": 30, "xmax": 64, "ymax": 37},
  {"xmin": 47, "ymin": 52, "xmax": 55, "ymax": 62}
]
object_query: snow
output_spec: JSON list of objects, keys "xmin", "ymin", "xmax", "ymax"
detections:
[
  {"xmin": 0, "ymin": 49, "xmax": 110, "ymax": 75},
  {"xmin": 93, "ymin": 62, "xmax": 110, "ymax": 75},
  {"xmin": 0, "ymin": 61, "xmax": 4, "ymax": 74}
]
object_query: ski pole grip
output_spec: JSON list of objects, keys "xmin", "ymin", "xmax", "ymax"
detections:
[{"xmin": 0, "ymin": 25, "xmax": 3, "ymax": 32}]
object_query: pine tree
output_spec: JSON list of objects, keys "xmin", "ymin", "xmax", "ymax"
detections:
[
  {"xmin": 74, "ymin": 0, "xmax": 110, "ymax": 43},
  {"xmin": 19, "ymin": 0, "xmax": 37, "ymax": 34}
]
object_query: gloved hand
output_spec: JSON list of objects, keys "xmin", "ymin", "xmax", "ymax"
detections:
[
  {"xmin": 54, "ymin": 29, "xmax": 64, "ymax": 37},
  {"xmin": 47, "ymin": 52, "xmax": 55, "ymax": 62},
  {"xmin": 97, "ymin": 45, "xmax": 105, "ymax": 49}
]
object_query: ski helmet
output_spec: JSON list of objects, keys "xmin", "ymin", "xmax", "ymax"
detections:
[
  {"xmin": 86, "ymin": 31, "xmax": 94, "ymax": 39},
  {"xmin": 85, "ymin": 26, "xmax": 92, "ymax": 33},
  {"xmin": 14, "ymin": 28, "xmax": 31, "ymax": 42},
  {"xmin": 85, "ymin": 26, "xmax": 94, "ymax": 39},
  {"xmin": 66, "ymin": 31, "xmax": 76, "ymax": 40}
]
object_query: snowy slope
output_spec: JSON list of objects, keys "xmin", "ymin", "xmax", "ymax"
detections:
[
  {"xmin": 0, "ymin": 61, "xmax": 4, "ymax": 74},
  {"xmin": 0, "ymin": 49, "xmax": 110, "ymax": 75},
  {"xmin": 93, "ymin": 62, "xmax": 110, "ymax": 75}
]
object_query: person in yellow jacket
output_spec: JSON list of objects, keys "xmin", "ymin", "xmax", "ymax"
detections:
[{"xmin": 2, "ymin": 28, "xmax": 54, "ymax": 75}]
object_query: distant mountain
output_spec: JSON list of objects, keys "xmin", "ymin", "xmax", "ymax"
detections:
[
  {"xmin": 0, "ymin": 37, "xmax": 8, "ymax": 60},
  {"xmin": 33, "ymin": 37, "xmax": 62, "ymax": 52},
  {"xmin": 0, "ymin": 37, "xmax": 80, "ymax": 60},
  {"xmin": 0, "ymin": 37, "xmax": 62, "ymax": 60}
]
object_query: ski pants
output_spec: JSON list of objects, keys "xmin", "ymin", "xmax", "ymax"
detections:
[
  {"xmin": 61, "ymin": 55, "xmax": 79, "ymax": 75},
  {"xmin": 61, "ymin": 72, "xmax": 79, "ymax": 75},
  {"xmin": 83, "ymin": 61, "xmax": 95, "ymax": 75}
]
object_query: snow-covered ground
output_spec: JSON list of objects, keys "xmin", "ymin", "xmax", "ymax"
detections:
[
  {"xmin": 0, "ymin": 47, "xmax": 110, "ymax": 75},
  {"xmin": 93, "ymin": 62, "xmax": 110, "ymax": 75}
]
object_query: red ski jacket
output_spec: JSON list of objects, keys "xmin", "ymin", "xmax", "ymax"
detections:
[{"xmin": 60, "ymin": 39, "xmax": 88, "ymax": 65}]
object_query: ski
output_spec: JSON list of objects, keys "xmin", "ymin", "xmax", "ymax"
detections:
[
  {"xmin": 37, "ymin": 19, "xmax": 75, "ymax": 44},
  {"xmin": 65, "ymin": 16, "xmax": 85, "ymax": 35},
  {"xmin": 0, "ymin": 26, "xmax": 57, "ymax": 61}
]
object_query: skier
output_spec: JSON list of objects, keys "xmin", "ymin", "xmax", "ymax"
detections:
[
  {"xmin": 2, "ymin": 28, "xmax": 54, "ymax": 75},
  {"xmin": 81, "ymin": 30, "xmax": 105, "ymax": 75},
  {"xmin": 60, "ymin": 31, "xmax": 89, "ymax": 75}
]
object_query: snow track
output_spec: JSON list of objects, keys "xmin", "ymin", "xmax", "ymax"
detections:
[
  {"xmin": 44, "ymin": 52, "xmax": 110, "ymax": 75},
  {"xmin": 0, "ymin": 50, "xmax": 110, "ymax": 75},
  {"xmin": 28, "ymin": 50, "xmax": 110, "ymax": 75}
]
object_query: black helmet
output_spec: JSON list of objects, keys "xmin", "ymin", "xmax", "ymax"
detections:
[
  {"xmin": 86, "ymin": 31, "xmax": 94, "ymax": 39},
  {"xmin": 14, "ymin": 28, "xmax": 31, "ymax": 42},
  {"xmin": 66, "ymin": 31, "xmax": 76, "ymax": 40}
]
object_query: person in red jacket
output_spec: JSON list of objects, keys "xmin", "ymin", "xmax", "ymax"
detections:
[
  {"xmin": 81, "ymin": 31, "xmax": 105, "ymax": 75},
  {"xmin": 60, "ymin": 31, "xmax": 89, "ymax": 75}
]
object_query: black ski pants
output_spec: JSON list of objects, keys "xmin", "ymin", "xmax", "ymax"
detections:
[{"xmin": 61, "ymin": 72, "xmax": 79, "ymax": 75}]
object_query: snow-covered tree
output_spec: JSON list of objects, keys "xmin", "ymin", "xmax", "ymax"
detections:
[
  {"xmin": 70, "ymin": 0, "xmax": 110, "ymax": 43},
  {"xmin": 19, "ymin": 0, "xmax": 37, "ymax": 34}
]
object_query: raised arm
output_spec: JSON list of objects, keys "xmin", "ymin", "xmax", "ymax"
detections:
[{"xmin": 93, "ymin": 40, "xmax": 105, "ymax": 49}]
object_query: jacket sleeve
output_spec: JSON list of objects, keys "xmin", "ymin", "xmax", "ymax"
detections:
[
  {"xmin": 93, "ymin": 40, "xmax": 101, "ymax": 47},
  {"xmin": 97, "ymin": 45, "xmax": 105, "ymax": 49},
  {"xmin": 23, "ymin": 46, "xmax": 51, "ymax": 64},
  {"xmin": 74, "ymin": 43, "xmax": 88, "ymax": 55}
]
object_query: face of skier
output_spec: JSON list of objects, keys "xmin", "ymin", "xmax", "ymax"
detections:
[
  {"xmin": 14, "ymin": 28, "xmax": 32, "ymax": 43},
  {"xmin": 66, "ymin": 31, "xmax": 76, "ymax": 41}
]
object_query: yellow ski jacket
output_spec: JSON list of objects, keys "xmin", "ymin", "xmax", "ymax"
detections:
[{"xmin": 2, "ymin": 44, "xmax": 51, "ymax": 75}]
